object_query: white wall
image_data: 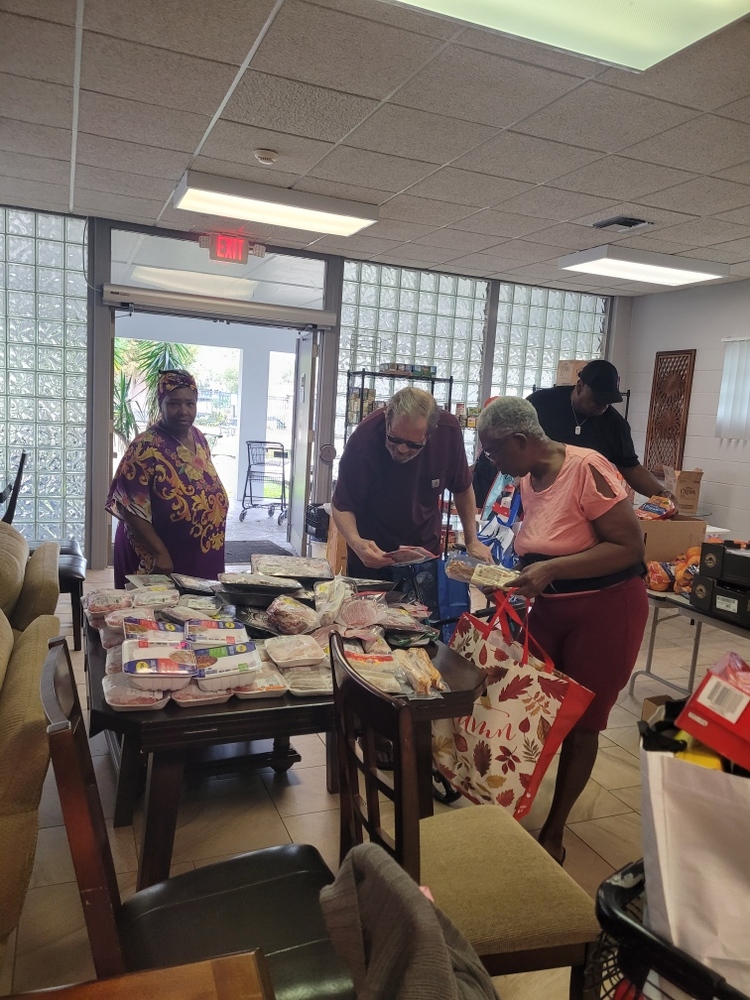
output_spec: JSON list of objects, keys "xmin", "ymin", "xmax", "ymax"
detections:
[
  {"xmin": 616, "ymin": 278, "xmax": 750, "ymax": 536},
  {"xmin": 115, "ymin": 312, "xmax": 297, "ymax": 496}
]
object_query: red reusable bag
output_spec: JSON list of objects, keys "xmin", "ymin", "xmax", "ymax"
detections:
[{"xmin": 432, "ymin": 592, "xmax": 594, "ymax": 819}]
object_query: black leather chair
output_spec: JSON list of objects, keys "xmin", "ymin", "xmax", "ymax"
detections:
[{"xmin": 41, "ymin": 637, "xmax": 354, "ymax": 1000}]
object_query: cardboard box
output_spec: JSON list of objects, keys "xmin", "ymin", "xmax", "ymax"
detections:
[
  {"xmin": 641, "ymin": 693, "xmax": 676, "ymax": 723},
  {"xmin": 641, "ymin": 515, "xmax": 706, "ymax": 562},
  {"xmin": 663, "ymin": 467, "xmax": 703, "ymax": 516},
  {"xmin": 556, "ymin": 359, "xmax": 590, "ymax": 385}
]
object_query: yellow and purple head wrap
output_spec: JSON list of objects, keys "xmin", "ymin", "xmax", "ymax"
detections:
[{"xmin": 157, "ymin": 370, "xmax": 198, "ymax": 406}]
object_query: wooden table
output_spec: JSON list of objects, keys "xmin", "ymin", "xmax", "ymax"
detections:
[{"xmin": 86, "ymin": 628, "xmax": 484, "ymax": 890}]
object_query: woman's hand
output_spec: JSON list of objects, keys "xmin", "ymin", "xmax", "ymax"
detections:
[
  {"xmin": 510, "ymin": 561, "xmax": 558, "ymax": 599},
  {"xmin": 150, "ymin": 549, "xmax": 174, "ymax": 574}
]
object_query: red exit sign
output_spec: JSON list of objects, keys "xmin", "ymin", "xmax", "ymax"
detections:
[{"xmin": 208, "ymin": 233, "xmax": 249, "ymax": 264}]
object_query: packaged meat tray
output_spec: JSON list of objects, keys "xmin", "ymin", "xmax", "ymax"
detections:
[
  {"xmin": 265, "ymin": 634, "xmax": 327, "ymax": 668},
  {"xmin": 185, "ymin": 619, "xmax": 248, "ymax": 645},
  {"xmin": 160, "ymin": 605, "xmax": 204, "ymax": 625},
  {"xmin": 125, "ymin": 574, "xmax": 174, "ymax": 589},
  {"xmin": 239, "ymin": 609, "xmax": 281, "ymax": 638},
  {"xmin": 104, "ymin": 608, "xmax": 138, "ymax": 630},
  {"xmin": 170, "ymin": 574, "xmax": 219, "ymax": 594},
  {"xmin": 123, "ymin": 617, "xmax": 184, "ymax": 643},
  {"xmin": 130, "ymin": 589, "xmax": 180, "ymax": 609},
  {"xmin": 171, "ymin": 681, "xmax": 233, "ymax": 707},
  {"xmin": 98, "ymin": 625, "xmax": 125, "ymax": 650},
  {"xmin": 266, "ymin": 595, "xmax": 319, "ymax": 634},
  {"xmin": 251, "ymin": 555, "xmax": 333, "ymax": 581},
  {"xmin": 233, "ymin": 666, "xmax": 289, "ymax": 699},
  {"xmin": 193, "ymin": 642, "xmax": 262, "ymax": 691},
  {"xmin": 180, "ymin": 595, "xmax": 221, "ymax": 612},
  {"xmin": 218, "ymin": 572, "xmax": 302, "ymax": 592},
  {"xmin": 105, "ymin": 644, "xmax": 123, "ymax": 674},
  {"xmin": 214, "ymin": 587, "xmax": 275, "ymax": 610},
  {"xmin": 84, "ymin": 589, "xmax": 133, "ymax": 628},
  {"xmin": 284, "ymin": 666, "xmax": 334, "ymax": 697},
  {"xmin": 122, "ymin": 640, "xmax": 196, "ymax": 690},
  {"xmin": 102, "ymin": 674, "xmax": 169, "ymax": 711}
]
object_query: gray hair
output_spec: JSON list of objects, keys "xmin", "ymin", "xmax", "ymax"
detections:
[
  {"xmin": 386, "ymin": 387, "xmax": 440, "ymax": 430},
  {"xmin": 477, "ymin": 396, "xmax": 547, "ymax": 441}
]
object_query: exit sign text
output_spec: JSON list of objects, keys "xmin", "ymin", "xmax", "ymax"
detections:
[{"xmin": 208, "ymin": 233, "xmax": 249, "ymax": 264}]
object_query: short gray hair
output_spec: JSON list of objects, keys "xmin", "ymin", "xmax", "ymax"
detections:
[
  {"xmin": 386, "ymin": 387, "xmax": 440, "ymax": 430},
  {"xmin": 477, "ymin": 396, "xmax": 547, "ymax": 440}
]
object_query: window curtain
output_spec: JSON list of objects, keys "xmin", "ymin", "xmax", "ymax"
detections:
[{"xmin": 716, "ymin": 339, "xmax": 750, "ymax": 439}]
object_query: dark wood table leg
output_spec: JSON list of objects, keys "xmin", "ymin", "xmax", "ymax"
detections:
[
  {"xmin": 414, "ymin": 721, "xmax": 435, "ymax": 819},
  {"xmin": 137, "ymin": 751, "xmax": 185, "ymax": 891},
  {"xmin": 112, "ymin": 732, "xmax": 144, "ymax": 828},
  {"xmin": 325, "ymin": 731, "xmax": 339, "ymax": 794}
]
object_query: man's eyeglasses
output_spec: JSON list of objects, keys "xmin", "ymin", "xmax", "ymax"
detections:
[
  {"xmin": 386, "ymin": 432, "xmax": 428, "ymax": 451},
  {"xmin": 482, "ymin": 433, "xmax": 515, "ymax": 460}
]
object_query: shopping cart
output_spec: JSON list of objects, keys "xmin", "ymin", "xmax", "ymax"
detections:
[
  {"xmin": 588, "ymin": 859, "xmax": 749, "ymax": 999},
  {"xmin": 239, "ymin": 440, "xmax": 288, "ymax": 526}
]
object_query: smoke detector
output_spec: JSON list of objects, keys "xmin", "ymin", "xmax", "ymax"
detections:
[
  {"xmin": 591, "ymin": 215, "xmax": 654, "ymax": 234},
  {"xmin": 254, "ymin": 149, "xmax": 279, "ymax": 166}
]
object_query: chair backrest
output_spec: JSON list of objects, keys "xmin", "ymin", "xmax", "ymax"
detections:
[
  {"xmin": 1, "ymin": 450, "xmax": 27, "ymax": 524},
  {"xmin": 329, "ymin": 631, "xmax": 422, "ymax": 882},
  {"xmin": 40, "ymin": 637, "xmax": 126, "ymax": 977}
]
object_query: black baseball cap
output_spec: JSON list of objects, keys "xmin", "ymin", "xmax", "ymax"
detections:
[{"xmin": 578, "ymin": 359, "xmax": 622, "ymax": 404}]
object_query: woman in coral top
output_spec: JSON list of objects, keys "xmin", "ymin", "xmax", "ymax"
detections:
[{"xmin": 477, "ymin": 396, "xmax": 648, "ymax": 865}]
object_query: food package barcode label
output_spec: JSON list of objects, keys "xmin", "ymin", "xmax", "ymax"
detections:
[{"xmin": 696, "ymin": 676, "xmax": 750, "ymax": 724}]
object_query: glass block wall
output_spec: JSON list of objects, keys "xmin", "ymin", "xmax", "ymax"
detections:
[
  {"xmin": 0, "ymin": 207, "xmax": 88, "ymax": 544},
  {"xmin": 491, "ymin": 284, "xmax": 609, "ymax": 397},
  {"xmin": 337, "ymin": 261, "xmax": 488, "ymax": 464}
]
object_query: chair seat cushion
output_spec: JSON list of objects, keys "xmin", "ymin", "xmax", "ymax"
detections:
[
  {"xmin": 420, "ymin": 807, "xmax": 600, "ymax": 957},
  {"xmin": 58, "ymin": 553, "xmax": 87, "ymax": 584},
  {"xmin": 119, "ymin": 843, "xmax": 355, "ymax": 1000}
]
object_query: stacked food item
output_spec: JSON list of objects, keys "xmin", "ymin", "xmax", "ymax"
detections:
[{"xmin": 646, "ymin": 545, "xmax": 702, "ymax": 596}]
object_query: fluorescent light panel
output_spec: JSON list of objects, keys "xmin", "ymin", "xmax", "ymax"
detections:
[
  {"xmin": 174, "ymin": 172, "xmax": 378, "ymax": 236},
  {"xmin": 387, "ymin": 0, "xmax": 750, "ymax": 70},
  {"xmin": 558, "ymin": 245, "xmax": 730, "ymax": 286},
  {"xmin": 131, "ymin": 266, "xmax": 258, "ymax": 300}
]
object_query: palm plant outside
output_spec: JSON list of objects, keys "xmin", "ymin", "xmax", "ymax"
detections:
[{"xmin": 113, "ymin": 339, "xmax": 197, "ymax": 446}]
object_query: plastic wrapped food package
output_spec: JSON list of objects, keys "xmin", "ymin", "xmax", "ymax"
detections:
[
  {"xmin": 314, "ymin": 577, "xmax": 353, "ymax": 627},
  {"xmin": 102, "ymin": 674, "xmax": 169, "ymax": 711},
  {"xmin": 265, "ymin": 634, "xmax": 327, "ymax": 668},
  {"xmin": 362, "ymin": 635, "xmax": 392, "ymax": 655},
  {"xmin": 337, "ymin": 593, "xmax": 388, "ymax": 629},
  {"xmin": 122, "ymin": 640, "xmax": 197, "ymax": 690},
  {"xmin": 160, "ymin": 605, "xmax": 205, "ymax": 625},
  {"xmin": 251, "ymin": 554, "xmax": 333, "ymax": 580},
  {"xmin": 180, "ymin": 595, "xmax": 221, "ymax": 612},
  {"xmin": 131, "ymin": 589, "xmax": 180, "ymax": 608},
  {"xmin": 219, "ymin": 572, "xmax": 302, "ymax": 592},
  {"xmin": 170, "ymin": 574, "xmax": 219, "ymax": 594},
  {"xmin": 104, "ymin": 608, "xmax": 139, "ymax": 630},
  {"xmin": 234, "ymin": 666, "xmax": 289, "ymax": 699},
  {"xmin": 172, "ymin": 681, "xmax": 233, "ymax": 707},
  {"xmin": 84, "ymin": 589, "xmax": 133, "ymax": 628},
  {"xmin": 284, "ymin": 666, "xmax": 333, "ymax": 696},
  {"xmin": 392, "ymin": 648, "xmax": 446, "ymax": 696},
  {"xmin": 194, "ymin": 642, "xmax": 262, "ymax": 691},
  {"xmin": 98, "ymin": 625, "xmax": 125, "ymax": 650},
  {"xmin": 105, "ymin": 644, "xmax": 123, "ymax": 674},
  {"xmin": 184, "ymin": 619, "xmax": 248, "ymax": 645},
  {"xmin": 123, "ymin": 618, "xmax": 184, "ymax": 643},
  {"xmin": 266, "ymin": 595, "xmax": 319, "ymax": 635},
  {"xmin": 125, "ymin": 574, "xmax": 173, "ymax": 589}
]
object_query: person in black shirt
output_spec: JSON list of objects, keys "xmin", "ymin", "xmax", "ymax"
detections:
[{"xmin": 528, "ymin": 360, "xmax": 675, "ymax": 504}]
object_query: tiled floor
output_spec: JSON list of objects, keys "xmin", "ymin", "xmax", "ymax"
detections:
[{"xmin": 9, "ymin": 579, "xmax": 750, "ymax": 997}]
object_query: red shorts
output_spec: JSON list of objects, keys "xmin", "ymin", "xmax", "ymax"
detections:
[{"xmin": 527, "ymin": 576, "xmax": 649, "ymax": 731}]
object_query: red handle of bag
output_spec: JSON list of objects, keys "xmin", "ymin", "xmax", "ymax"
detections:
[{"xmin": 487, "ymin": 588, "xmax": 554, "ymax": 673}]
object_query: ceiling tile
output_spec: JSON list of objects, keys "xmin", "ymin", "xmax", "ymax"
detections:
[
  {"xmin": 0, "ymin": 117, "xmax": 70, "ymax": 160},
  {"xmin": 0, "ymin": 73, "xmax": 72, "ymax": 129},
  {"xmin": 0, "ymin": 1, "xmax": 76, "ymax": 23},
  {"xmin": 639, "ymin": 176, "xmax": 750, "ymax": 215},
  {"xmin": 362, "ymin": 220, "xmax": 437, "ymax": 241},
  {"xmin": 72, "ymin": 188, "xmax": 164, "ymax": 221},
  {"xmin": 514, "ymin": 82, "xmax": 698, "ymax": 153},
  {"xmin": 622, "ymin": 115, "xmax": 750, "ymax": 175},
  {"xmin": 715, "ymin": 160, "xmax": 750, "ymax": 186},
  {"xmin": 553, "ymin": 156, "xmax": 697, "ymax": 201},
  {"xmin": 303, "ymin": 0, "xmax": 459, "ymax": 39},
  {"xmin": 379, "ymin": 194, "xmax": 477, "ymax": 226},
  {"xmin": 484, "ymin": 239, "xmax": 564, "ymax": 263},
  {"xmin": 372, "ymin": 244, "xmax": 456, "ymax": 265},
  {"xmin": 0, "ymin": 13, "xmax": 74, "ymax": 86},
  {"xmin": 525, "ymin": 223, "xmax": 610, "ymax": 250},
  {"xmin": 453, "ymin": 131, "xmax": 602, "ymax": 184},
  {"xmin": 648, "ymin": 217, "xmax": 750, "ymax": 247},
  {"xmin": 308, "ymin": 147, "xmax": 434, "ymax": 193},
  {"xmin": 613, "ymin": 235, "xmax": 701, "ymax": 254},
  {"xmin": 74, "ymin": 164, "xmax": 175, "ymax": 201},
  {"xmin": 343, "ymin": 104, "xmax": 495, "ymax": 165},
  {"xmin": 597, "ymin": 20, "xmax": 750, "ymax": 112},
  {"xmin": 496, "ymin": 186, "xmax": 616, "ymax": 221},
  {"xmin": 0, "ymin": 151, "xmax": 68, "ymax": 184},
  {"xmin": 713, "ymin": 205, "xmax": 750, "ymax": 226},
  {"xmin": 84, "ymin": 0, "xmax": 279, "ymax": 64},
  {"xmin": 405, "ymin": 168, "xmax": 532, "ymax": 207},
  {"xmin": 242, "ymin": 224, "xmax": 321, "ymax": 245},
  {"xmin": 393, "ymin": 45, "xmax": 582, "ymax": 128},
  {"xmin": 682, "ymin": 238, "xmax": 750, "ymax": 263},
  {"xmin": 75, "ymin": 133, "xmax": 189, "ymax": 180},
  {"xmin": 293, "ymin": 177, "xmax": 389, "ymax": 205},
  {"xmin": 730, "ymin": 261, "xmax": 750, "ymax": 276},
  {"xmin": 203, "ymin": 120, "xmax": 333, "ymax": 173},
  {"xmin": 572, "ymin": 201, "xmax": 698, "ymax": 230},
  {"xmin": 78, "ymin": 91, "xmax": 210, "ymax": 153},
  {"xmin": 81, "ymin": 34, "xmax": 236, "ymax": 115},
  {"xmin": 717, "ymin": 96, "xmax": 750, "ymax": 125},
  {"xmin": 412, "ymin": 229, "xmax": 503, "ymax": 252},
  {"xmin": 441, "ymin": 252, "xmax": 522, "ymax": 271},
  {"xmin": 158, "ymin": 205, "xmax": 246, "ymax": 231},
  {"xmin": 0, "ymin": 175, "xmax": 68, "ymax": 211},
  {"xmin": 308, "ymin": 234, "xmax": 404, "ymax": 255},
  {"xmin": 192, "ymin": 157, "xmax": 301, "ymax": 189},
  {"xmin": 450, "ymin": 209, "xmax": 555, "ymax": 238},
  {"xmin": 223, "ymin": 71, "xmax": 377, "ymax": 144},
  {"xmin": 251, "ymin": 1, "xmax": 444, "ymax": 99},
  {"xmin": 456, "ymin": 28, "xmax": 606, "ymax": 78},
  {"xmin": 503, "ymin": 262, "xmax": 565, "ymax": 281}
]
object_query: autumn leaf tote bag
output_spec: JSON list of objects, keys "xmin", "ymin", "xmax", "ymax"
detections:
[{"xmin": 432, "ymin": 593, "xmax": 594, "ymax": 819}]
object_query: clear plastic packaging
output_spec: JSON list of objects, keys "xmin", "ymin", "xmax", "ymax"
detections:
[
  {"xmin": 84, "ymin": 589, "xmax": 133, "ymax": 628},
  {"xmin": 98, "ymin": 625, "xmax": 125, "ymax": 650},
  {"xmin": 172, "ymin": 681, "xmax": 233, "ymax": 707},
  {"xmin": 314, "ymin": 577, "xmax": 352, "ymax": 627},
  {"xmin": 337, "ymin": 593, "xmax": 388, "ymax": 629},
  {"xmin": 283, "ymin": 666, "xmax": 334, "ymax": 696},
  {"xmin": 122, "ymin": 640, "xmax": 196, "ymax": 690},
  {"xmin": 219, "ymin": 572, "xmax": 302, "ymax": 591},
  {"xmin": 125, "ymin": 574, "xmax": 173, "ymax": 589},
  {"xmin": 130, "ymin": 589, "xmax": 180, "ymax": 609},
  {"xmin": 184, "ymin": 619, "xmax": 248, "ymax": 645},
  {"xmin": 265, "ymin": 634, "xmax": 327, "ymax": 668},
  {"xmin": 104, "ymin": 608, "xmax": 138, "ymax": 630},
  {"xmin": 105, "ymin": 644, "xmax": 123, "ymax": 674},
  {"xmin": 194, "ymin": 642, "xmax": 262, "ymax": 691},
  {"xmin": 233, "ymin": 666, "xmax": 289, "ymax": 699},
  {"xmin": 266, "ymin": 595, "xmax": 319, "ymax": 635},
  {"xmin": 123, "ymin": 617, "xmax": 185, "ymax": 643},
  {"xmin": 102, "ymin": 673, "xmax": 169, "ymax": 710}
]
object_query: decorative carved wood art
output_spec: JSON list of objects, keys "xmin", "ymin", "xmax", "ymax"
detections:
[{"xmin": 643, "ymin": 349, "xmax": 696, "ymax": 475}]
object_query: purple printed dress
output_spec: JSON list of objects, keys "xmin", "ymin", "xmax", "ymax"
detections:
[{"xmin": 106, "ymin": 424, "xmax": 228, "ymax": 588}]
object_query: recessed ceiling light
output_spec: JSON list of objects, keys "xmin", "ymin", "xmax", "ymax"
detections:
[
  {"xmin": 131, "ymin": 266, "xmax": 259, "ymax": 300},
  {"xmin": 385, "ymin": 0, "xmax": 750, "ymax": 70},
  {"xmin": 174, "ymin": 171, "xmax": 378, "ymax": 236},
  {"xmin": 558, "ymin": 245, "xmax": 730, "ymax": 286}
]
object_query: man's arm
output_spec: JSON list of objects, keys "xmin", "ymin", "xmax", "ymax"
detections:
[
  {"xmin": 619, "ymin": 464, "xmax": 678, "ymax": 507},
  {"xmin": 453, "ymin": 485, "xmax": 492, "ymax": 563},
  {"xmin": 330, "ymin": 505, "xmax": 394, "ymax": 570}
]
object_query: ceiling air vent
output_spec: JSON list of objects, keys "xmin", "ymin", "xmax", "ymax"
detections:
[{"xmin": 591, "ymin": 215, "xmax": 654, "ymax": 234}]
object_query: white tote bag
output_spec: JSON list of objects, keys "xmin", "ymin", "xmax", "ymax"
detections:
[{"xmin": 641, "ymin": 750, "xmax": 750, "ymax": 993}]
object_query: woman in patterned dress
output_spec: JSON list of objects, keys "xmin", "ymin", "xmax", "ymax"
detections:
[{"xmin": 106, "ymin": 370, "xmax": 228, "ymax": 587}]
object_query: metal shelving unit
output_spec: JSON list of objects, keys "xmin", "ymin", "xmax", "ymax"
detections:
[{"xmin": 344, "ymin": 368, "xmax": 454, "ymax": 442}]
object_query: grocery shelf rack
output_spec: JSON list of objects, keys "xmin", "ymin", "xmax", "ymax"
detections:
[{"xmin": 344, "ymin": 369, "xmax": 454, "ymax": 442}]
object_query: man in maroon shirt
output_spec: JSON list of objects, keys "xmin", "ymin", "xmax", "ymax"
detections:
[{"xmin": 332, "ymin": 387, "xmax": 490, "ymax": 581}]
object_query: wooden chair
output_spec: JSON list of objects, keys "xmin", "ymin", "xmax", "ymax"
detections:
[
  {"xmin": 0, "ymin": 450, "xmax": 26, "ymax": 524},
  {"xmin": 5, "ymin": 951, "xmax": 276, "ymax": 1000},
  {"xmin": 329, "ymin": 631, "xmax": 600, "ymax": 1000},
  {"xmin": 40, "ymin": 637, "xmax": 354, "ymax": 1000}
]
